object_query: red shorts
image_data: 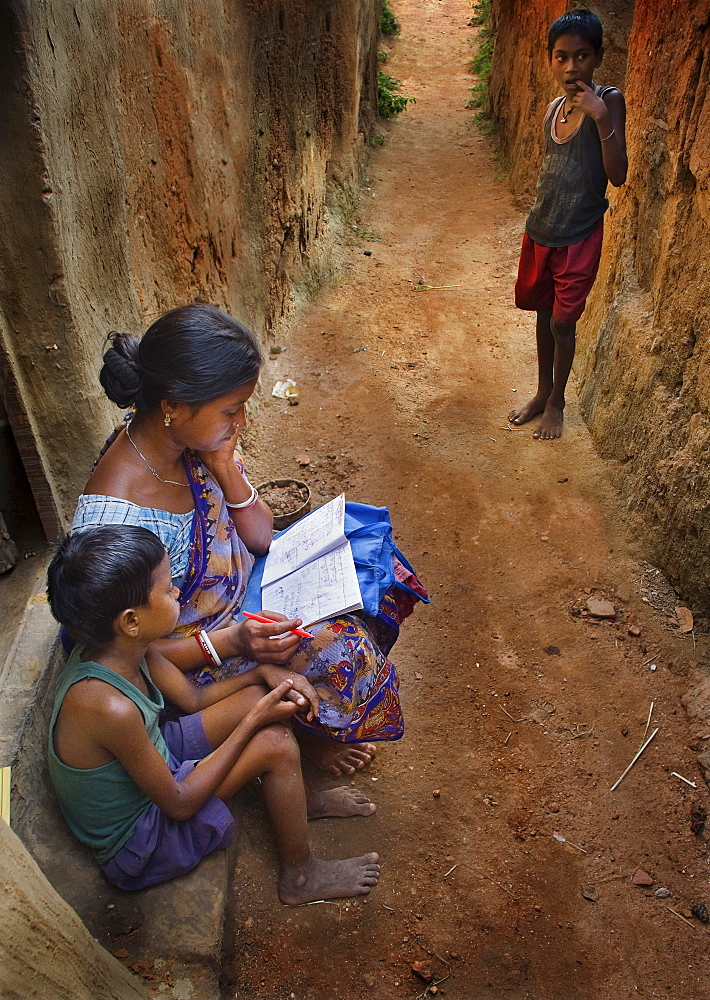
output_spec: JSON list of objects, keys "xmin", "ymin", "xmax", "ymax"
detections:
[{"xmin": 514, "ymin": 220, "xmax": 603, "ymax": 325}]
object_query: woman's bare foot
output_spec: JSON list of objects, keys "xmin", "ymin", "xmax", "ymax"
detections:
[
  {"xmin": 298, "ymin": 731, "xmax": 377, "ymax": 777},
  {"xmin": 508, "ymin": 392, "xmax": 549, "ymax": 426},
  {"xmin": 279, "ymin": 853, "xmax": 380, "ymax": 905},
  {"xmin": 533, "ymin": 401, "xmax": 564, "ymax": 440},
  {"xmin": 306, "ymin": 786, "xmax": 377, "ymax": 820}
]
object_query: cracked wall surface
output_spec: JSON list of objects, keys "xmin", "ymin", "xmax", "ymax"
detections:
[
  {"xmin": 576, "ymin": 0, "xmax": 710, "ymax": 607},
  {"xmin": 0, "ymin": 0, "xmax": 378, "ymax": 525}
]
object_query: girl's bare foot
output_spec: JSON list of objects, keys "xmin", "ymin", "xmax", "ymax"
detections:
[
  {"xmin": 533, "ymin": 401, "xmax": 564, "ymax": 439},
  {"xmin": 298, "ymin": 731, "xmax": 377, "ymax": 777},
  {"xmin": 279, "ymin": 853, "xmax": 380, "ymax": 905},
  {"xmin": 306, "ymin": 786, "xmax": 377, "ymax": 819},
  {"xmin": 508, "ymin": 392, "xmax": 549, "ymax": 425}
]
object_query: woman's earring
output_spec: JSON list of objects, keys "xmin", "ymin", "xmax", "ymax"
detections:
[{"xmin": 164, "ymin": 413, "xmax": 172, "ymax": 427}]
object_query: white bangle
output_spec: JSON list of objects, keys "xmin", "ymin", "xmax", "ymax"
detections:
[
  {"xmin": 199, "ymin": 630, "xmax": 222, "ymax": 667},
  {"xmin": 600, "ymin": 128, "xmax": 615, "ymax": 141},
  {"xmin": 225, "ymin": 484, "xmax": 259, "ymax": 510}
]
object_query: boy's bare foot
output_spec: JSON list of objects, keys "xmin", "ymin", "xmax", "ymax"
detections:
[
  {"xmin": 508, "ymin": 393, "xmax": 549, "ymax": 426},
  {"xmin": 306, "ymin": 785, "xmax": 377, "ymax": 819},
  {"xmin": 533, "ymin": 401, "xmax": 564, "ymax": 440},
  {"xmin": 279, "ymin": 853, "xmax": 381, "ymax": 905},
  {"xmin": 299, "ymin": 731, "xmax": 377, "ymax": 777}
]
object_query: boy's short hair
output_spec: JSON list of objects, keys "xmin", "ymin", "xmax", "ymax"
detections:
[
  {"xmin": 548, "ymin": 9, "xmax": 603, "ymax": 54},
  {"xmin": 47, "ymin": 525, "xmax": 167, "ymax": 648}
]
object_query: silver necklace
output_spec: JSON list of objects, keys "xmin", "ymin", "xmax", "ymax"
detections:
[{"xmin": 124, "ymin": 424, "xmax": 190, "ymax": 488}]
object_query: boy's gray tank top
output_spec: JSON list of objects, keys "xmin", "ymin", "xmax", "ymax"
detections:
[{"xmin": 525, "ymin": 85, "xmax": 617, "ymax": 248}]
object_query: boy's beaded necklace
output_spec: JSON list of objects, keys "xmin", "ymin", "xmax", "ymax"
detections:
[{"xmin": 559, "ymin": 103, "xmax": 576, "ymax": 124}]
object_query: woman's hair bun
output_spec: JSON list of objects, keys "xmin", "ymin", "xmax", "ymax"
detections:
[{"xmin": 99, "ymin": 331, "xmax": 143, "ymax": 408}]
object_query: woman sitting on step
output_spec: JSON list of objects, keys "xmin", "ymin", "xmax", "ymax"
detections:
[{"xmin": 71, "ymin": 304, "xmax": 428, "ymax": 777}]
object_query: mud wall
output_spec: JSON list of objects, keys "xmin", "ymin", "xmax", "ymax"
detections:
[
  {"xmin": 0, "ymin": 1, "xmax": 379, "ymax": 527},
  {"xmin": 0, "ymin": 820, "xmax": 147, "ymax": 999},
  {"xmin": 576, "ymin": 0, "xmax": 710, "ymax": 607},
  {"xmin": 489, "ymin": 2, "xmax": 710, "ymax": 608}
]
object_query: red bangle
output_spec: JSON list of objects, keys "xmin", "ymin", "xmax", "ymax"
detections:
[{"xmin": 194, "ymin": 631, "xmax": 213, "ymax": 665}]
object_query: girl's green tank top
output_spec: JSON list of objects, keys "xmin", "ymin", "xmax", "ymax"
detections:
[{"xmin": 48, "ymin": 648, "xmax": 170, "ymax": 863}]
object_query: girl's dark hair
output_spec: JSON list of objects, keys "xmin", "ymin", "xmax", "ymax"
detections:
[
  {"xmin": 99, "ymin": 304, "xmax": 263, "ymax": 411},
  {"xmin": 47, "ymin": 525, "xmax": 167, "ymax": 648},
  {"xmin": 548, "ymin": 9, "xmax": 603, "ymax": 54}
]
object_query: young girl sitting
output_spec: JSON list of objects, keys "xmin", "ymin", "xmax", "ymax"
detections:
[{"xmin": 46, "ymin": 524, "xmax": 380, "ymax": 899}]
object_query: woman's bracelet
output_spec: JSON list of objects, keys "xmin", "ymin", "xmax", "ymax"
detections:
[
  {"xmin": 224, "ymin": 484, "xmax": 259, "ymax": 510},
  {"xmin": 194, "ymin": 629, "xmax": 222, "ymax": 667},
  {"xmin": 599, "ymin": 128, "xmax": 615, "ymax": 142}
]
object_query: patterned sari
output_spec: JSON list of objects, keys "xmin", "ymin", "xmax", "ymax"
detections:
[{"xmin": 176, "ymin": 452, "xmax": 428, "ymax": 744}]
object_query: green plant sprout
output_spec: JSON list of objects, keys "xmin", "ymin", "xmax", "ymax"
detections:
[
  {"xmin": 380, "ymin": 0, "xmax": 400, "ymax": 35},
  {"xmin": 377, "ymin": 70, "xmax": 416, "ymax": 118}
]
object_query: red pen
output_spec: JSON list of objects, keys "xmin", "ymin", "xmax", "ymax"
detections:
[{"xmin": 241, "ymin": 610, "xmax": 315, "ymax": 640}]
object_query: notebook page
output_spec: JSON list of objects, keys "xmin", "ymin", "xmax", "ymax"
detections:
[
  {"xmin": 261, "ymin": 493, "xmax": 346, "ymax": 587},
  {"xmin": 261, "ymin": 539, "xmax": 362, "ymax": 627}
]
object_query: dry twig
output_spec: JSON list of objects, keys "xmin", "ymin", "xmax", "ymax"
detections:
[
  {"xmin": 666, "ymin": 905, "xmax": 698, "ymax": 931},
  {"xmin": 499, "ymin": 705, "xmax": 525, "ymax": 724},
  {"xmin": 641, "ymin": 701, "xmax": 654, "ymax": 744},
  {"xmin": 480, "ymin": 870, "xmax": 518, "ymax": 900},
  {"xmin": 610, "ymin": 728, "xmax": 659, "ymax": 791},
  {"xmin": 414, "ymin": 938, "xmax": 452, "ymax": 999}
]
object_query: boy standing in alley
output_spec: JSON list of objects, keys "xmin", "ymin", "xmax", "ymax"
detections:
[{"xmin": 509, "ymin": 9, "xmax": 627, "ymax": 440}]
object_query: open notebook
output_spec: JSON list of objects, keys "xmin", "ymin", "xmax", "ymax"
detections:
[{"xmin": 261, "ymin": 493, "xmax": 363, "ymax": 627}]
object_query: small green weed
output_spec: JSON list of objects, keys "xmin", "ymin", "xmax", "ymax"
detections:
[
  {"xmin": 377, "ymin": 49, "xmax": 389, "ymax": 64},
  {"xmin": 369, "ymin": 133, "xmax": 386, "ymax": 147},
  {"xmin": 471, "ymin": 27, "xmax": 494, "ymax": 79},
  {"xmin": 468, "ymin": 0, "xmax": 490, "ymax": 27},
  {"xmin": 467, "ymin": 0, "xmax": 495, "ymax": 135},
  {"xmin": 377, "ymin": 70, "xmax": 416, "ymax": 118},
  {"xmin": 351, "ymin": 226, "xmax": 384, "ymax": 241},
  {"xmin": 380, "ymin": 0, "xmax": 400, "ymax": 35},
  {"xmin": 467, "ymin": 79, "xmax": 487, "ymax": 110},
  {"xmin": 475, "ymin": 108, "xmax": 496, "ymax": 136}
]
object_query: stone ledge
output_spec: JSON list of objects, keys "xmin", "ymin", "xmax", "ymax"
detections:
[{"xmin": 0, "ymin": 562, "xmax": 57, "ymax": 768}]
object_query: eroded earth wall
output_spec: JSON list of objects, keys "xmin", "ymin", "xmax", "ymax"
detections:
[
  {"xmin": 0, "ymin": 820, "xmax": 147, "ymax": 999},
  {"xmin": 0, "ymin": 1, "xmax": 378, "ymax": 524},
  {"xmin": 576, "ymin": 0, "xmax": 710, "ymax": 607},
  {"xmin": 490, "ymin": 1, "xmax": 710, "ymax": 607}
]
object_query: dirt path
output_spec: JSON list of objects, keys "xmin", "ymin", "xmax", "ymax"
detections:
[{"xmin": 226, "ymin": 3, "xmax": 710, "ymax": 997}]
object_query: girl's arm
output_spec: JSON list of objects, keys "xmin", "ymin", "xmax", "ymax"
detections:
[
  {"xmin": 145, "ymin": 647, "xmax": 319, "ymax": 720},
  {"xmin": 100, "ymin": 680, "xmax": 299, "ymax": 821},
  {"xmin": 150, "ymin": 612, "xmax": 304, "ymax": 673}
]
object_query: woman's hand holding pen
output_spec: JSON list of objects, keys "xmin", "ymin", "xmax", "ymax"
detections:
[{"xmin": 224, "ymin": 611, "xmax": 303, "ymax": 663}]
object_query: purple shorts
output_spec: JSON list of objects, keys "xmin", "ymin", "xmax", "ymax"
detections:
[{"xmin": 100, "ymin": 712, "xmax": 234, "ymax": 891}]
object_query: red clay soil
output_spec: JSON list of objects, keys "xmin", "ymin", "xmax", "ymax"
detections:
[{"xmin": 222, "ymin": 3, "xmax": 710, "ymax": 998}]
